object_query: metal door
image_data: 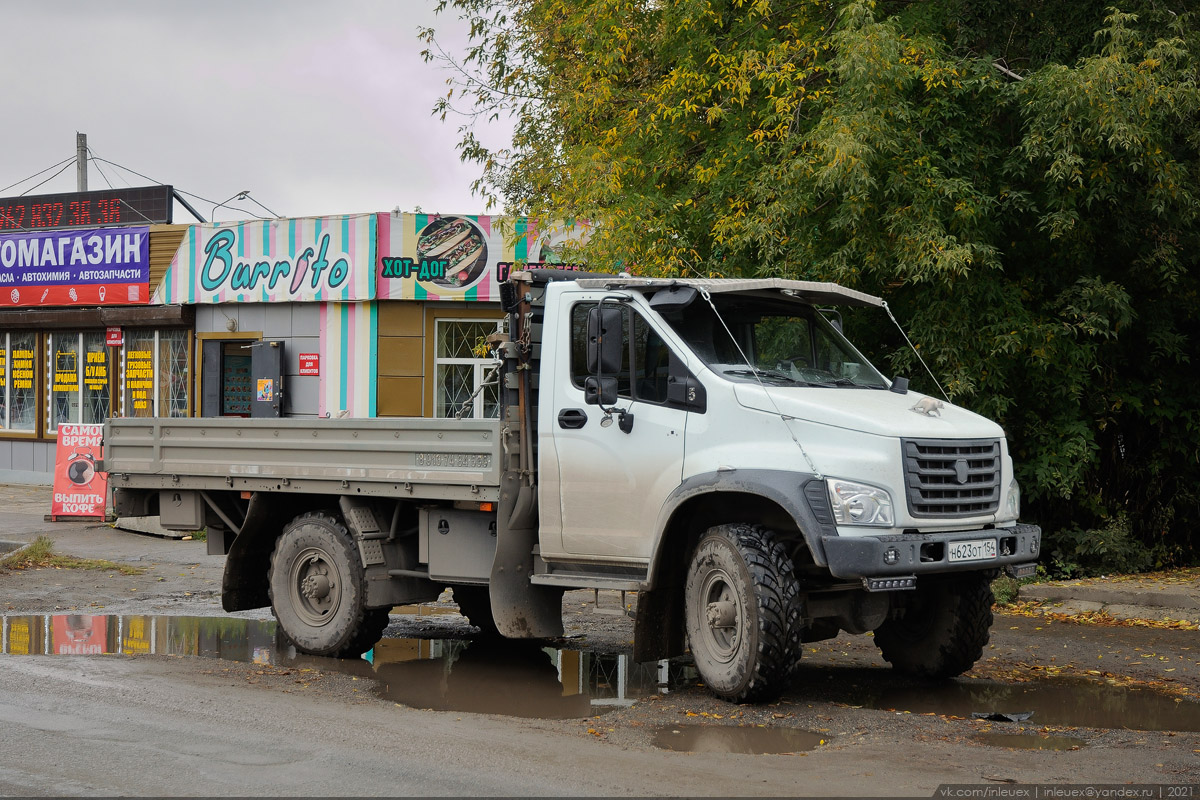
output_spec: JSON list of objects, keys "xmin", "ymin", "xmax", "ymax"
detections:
[
  {"xmin": 250, "ymin": 340, "xmax": 285, "ymax": 418},
  {"xmin": 200, "ymin": 340, "xmax": 222, "ymax": 417},
  {"xmin": 545, "ymin": 296, "xmax": 689, "ymax": 560}
]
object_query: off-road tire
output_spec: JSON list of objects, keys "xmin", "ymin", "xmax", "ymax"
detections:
[
  {"xmin": 269, "ymin": 510, "xmax": 374, "ymax": 657},
  {"xmin": 873, "ymin": 573, "xmax": 994, "ymax": 678},
  {"xmin": 683, "ymin": 524, "xmax": 803, "ymax": 703},
  {"xmin": 453, "ymin": 585, "xmax": 500, "ymax": 637}
]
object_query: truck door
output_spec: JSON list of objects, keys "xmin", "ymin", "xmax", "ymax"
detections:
[{"xmin": 545, "ymin": 298, "xmax": 691, "ymax": 560}]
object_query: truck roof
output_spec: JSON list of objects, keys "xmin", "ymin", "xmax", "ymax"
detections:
[{"xmin": 569, "ymin": 276, "xmax": 884, "ymax": 308}]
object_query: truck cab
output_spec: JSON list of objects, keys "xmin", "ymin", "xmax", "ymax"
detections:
[{"xmin": 520, "ymin": 274, "xmax": 1039, "ymax": 700}]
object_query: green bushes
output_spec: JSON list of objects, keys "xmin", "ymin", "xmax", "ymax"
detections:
[{"xmin": 1042, "ymin": 515, "xmax": 1154, "ymax": 579}]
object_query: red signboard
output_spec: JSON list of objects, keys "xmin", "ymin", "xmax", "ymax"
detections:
[
  {"xmin": 52, "ymin": 614, "xmax": 109, "ymax": 655},
  {"xmin": 299, "ymin": 353, "xmax": 320, "ymax": 376},
  {"xmin": 105, "ymin": 326, "xmax": 123, "ymax": 347},
  {"xmin": 51, "ymin": 423, "xmax": 107, "ymax": 519}
]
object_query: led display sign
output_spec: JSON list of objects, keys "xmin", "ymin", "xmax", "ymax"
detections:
[{"xmin": 0, "ymin": 185, "xmax": 173, "ymax": 231}]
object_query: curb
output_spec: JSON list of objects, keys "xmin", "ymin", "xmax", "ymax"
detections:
[
  {"xmin": 1019, "ymin": 583, "xmax": 1200, "ymax": 625},
  {"xmin": 0, "ymin": 539, "xmax": 30, "ymax": 561}
]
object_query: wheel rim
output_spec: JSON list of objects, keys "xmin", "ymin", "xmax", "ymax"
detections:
[
  {"xmin": 697, "ymin": 567, "xmax": 743, "ymax": 663},
  {"xmin": 289, "ymin": 545, "xmax": 342, "ymax": 627}
]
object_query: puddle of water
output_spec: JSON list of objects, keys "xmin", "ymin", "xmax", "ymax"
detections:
[
  {"xmin": 856, "ymin": 676, "xmax": 1200, "ymax": 733},
  {"xmin": 391, "ymin": 604, "xmax": 458, "ymax": 617},
  {"xmin": 975, "ymin": 733, "xmax": 1086, "ymax": 751},
  {"xmin": 653, "ymin": 724, "xmax": 825, "ymax": 754},
  {"xmin": 1, "ymin": 613, "xmax": 696, "ymax": 719}
]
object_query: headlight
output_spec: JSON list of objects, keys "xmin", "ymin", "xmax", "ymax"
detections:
[
  {"xmin": 1006, "ymin": 478, "xmax": 1021, "ymax": 519},
  {"xmin": 826, "ymin": 478, "xmax": 894, "ymax": 526}
]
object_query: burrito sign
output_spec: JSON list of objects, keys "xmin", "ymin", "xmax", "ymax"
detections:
[{"xmin": 152, "ymin": 215, "xmax": 376, "ymax": 304}]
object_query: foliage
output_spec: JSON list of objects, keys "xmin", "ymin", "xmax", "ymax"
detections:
[
  {"xmin": 1043, "ymin": 514, "xmax": 1155, "ymax": 578},
  {"xmin": 990, "ymin": 574, "xmax": 1023, "ymax": 606},
  {"xmin": 0, "ymin": 535, "xmax": 144, "ymax": 575},
  {"xmin": 424, "ymin": 1, "xmax": 1200, "ymax": 565}
]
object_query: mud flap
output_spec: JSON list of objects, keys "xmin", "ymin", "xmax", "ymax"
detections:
[
  {"xmin": 489, "ymin": 471, "xmax": 563, "ymax": 638},
  {"xmin": 221, "ymin": 493, "xmax": 281, "ymax": 612},
  {"xmin": 633, "ymin": 587, "xmax": 686, "ymax": 663}
]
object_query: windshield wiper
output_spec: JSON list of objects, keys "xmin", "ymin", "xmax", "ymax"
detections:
[
  {"xmin": 800, "ymin": 377, "xmax": 887, "ymax": 388},
  {"xmin": 722, "ymin": 367, "xmax": 798, "ymax": 383}
]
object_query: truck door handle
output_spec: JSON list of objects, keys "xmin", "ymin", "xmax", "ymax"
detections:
[{"xmin": 557, "ymin": 408, "xmax": 588, "ymax": 429}]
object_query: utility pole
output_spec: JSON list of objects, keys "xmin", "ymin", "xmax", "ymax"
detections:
[{"xmin": 76, "ymin": 132, "xmax": 87, "ymax": 192}]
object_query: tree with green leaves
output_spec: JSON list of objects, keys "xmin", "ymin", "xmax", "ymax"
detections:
[{"xmin": 423, "ymin": 0, "xmax": 1200, "ymax": 571}]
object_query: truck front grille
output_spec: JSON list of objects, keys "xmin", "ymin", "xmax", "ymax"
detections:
[{"xmin": 901, "ymin": 438, "xmax": 1001, "ymax": 518}]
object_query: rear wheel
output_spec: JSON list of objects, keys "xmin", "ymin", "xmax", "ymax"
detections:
[
  {"xmin": 269, "ymin": 511, "xmax": 374, "ymax": 657},
  {"xmin": 683, "ymin": 524, "xmax": 802, "ymax": 703},
  {"xmin": 873, "ymin": 573, "xmax": 994, "ymax": 678}
]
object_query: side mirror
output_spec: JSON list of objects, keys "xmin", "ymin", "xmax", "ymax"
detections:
[
  {"xmin": 820, "ymin": 308, "xmax": 844, "ymax": 333},
  {"xmin": 584, "ymin": 376, "xmax": 619, "ymax": 406},
  {"xmin": 586, "ymin": 306, "xmax": 623, "ymax": 375}
]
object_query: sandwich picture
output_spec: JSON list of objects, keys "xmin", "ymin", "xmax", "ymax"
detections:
[{"xmin": 415, "ymin": 216, "xmax": 489, "ymax": 287}]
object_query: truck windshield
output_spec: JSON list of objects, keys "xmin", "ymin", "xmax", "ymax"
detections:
[{"xmin": 659, "ymin": 294, "xmax": 889, "ymax": 388}]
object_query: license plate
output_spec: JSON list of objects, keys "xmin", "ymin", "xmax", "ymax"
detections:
[{"xmin": 948, "ymin": 538, "xmax": 997, "ymax": 563}]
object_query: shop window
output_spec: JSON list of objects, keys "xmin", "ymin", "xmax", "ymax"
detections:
[
  {"xmin": 123, "ymin": 330, "xmax": 157, "ymax": 418},
  {"xmin": 122, "ymin": 329, "xmax": 190, "ymax": 418},
  {"xmin": 82, "ymin": 332, "xmax": 110, "ymax": 424},
  {"xmin": 0, "ymin": 332, "xmax": 38, "ymax": 432},
  {"xmin": 46, "ymin": 331, "xmax": 113, "ymax": 434},
  {"xmin": 434, "ymin": 319, "xmax": 502, "ymax": 419},
  {"xmin": 159, "ymin": 330, "xmax": 190, "ymax": 417}
]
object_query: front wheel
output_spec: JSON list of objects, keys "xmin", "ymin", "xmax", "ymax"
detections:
[
  {"xmin": 873, "ymin": 573, "xmax": 994, "ymax": 678},
  {"xmin": 683, "ymin": 524, "xmax": 802, "ymax": 703},
  {"xmin": 269, "ymin": 511, "xmax": 376, "ymax": 657}
]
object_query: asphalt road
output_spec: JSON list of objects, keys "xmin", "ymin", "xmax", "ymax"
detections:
[{"xmin": 1, "ymin": 485, "xmax": 1198, "ymax": 796}]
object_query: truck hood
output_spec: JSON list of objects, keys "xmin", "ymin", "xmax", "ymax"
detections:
[{"xmin": 731, "ymin": 383, "xmax": 1005, "ymax": 440}]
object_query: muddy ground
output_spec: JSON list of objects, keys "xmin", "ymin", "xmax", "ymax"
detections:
[{"xmin": 2, "ymin": 516, "xmax": 1199, "ymax": 793}]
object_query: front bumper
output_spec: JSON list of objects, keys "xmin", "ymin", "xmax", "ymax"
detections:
[{"xmin": 821, "ymin": 523, "xmax": 1041, "ymax": 579}]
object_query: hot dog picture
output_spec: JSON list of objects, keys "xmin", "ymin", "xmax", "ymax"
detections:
[{"xmin": 416, "ymin": 217, "xmax": 489, "ymax": 287}]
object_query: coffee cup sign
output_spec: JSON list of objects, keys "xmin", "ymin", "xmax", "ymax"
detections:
[{"xmin": 52, "ymin": 424, "xmax": 107, "ymax": 518}]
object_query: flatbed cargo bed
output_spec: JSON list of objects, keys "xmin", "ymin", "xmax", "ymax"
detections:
[{"xmin": 102, "ymin": 417, "xmax": 502, "ymax": 502}]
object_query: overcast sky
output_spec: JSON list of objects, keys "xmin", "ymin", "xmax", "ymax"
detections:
[{"xmin": 0, "ymin": 1, "xmax": 511, "ymax": 223}]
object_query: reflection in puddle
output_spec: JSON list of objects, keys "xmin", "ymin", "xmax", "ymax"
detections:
[
  {"xmin": 975, "ymin": 733, "xmax": 1086, "ymax": 751},
  {"xmin": 0, "ymin": 613, "xmax": 695, "ymax": 719},
  {"xmin": 851, "ymin": 675, "xmax": 1200, "ymax": 733},
  {"xmin": 654, "ymin": 724, "xmax": 824, "ymax": 754}
]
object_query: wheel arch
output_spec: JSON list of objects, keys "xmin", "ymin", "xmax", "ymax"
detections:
[
  {"xmin": 221, "ymin": 492, "xmax": 337, "ymax": 612},
  {"xmin": 633, "ymin": 469, "xmax": 829, "ymax": 663}
]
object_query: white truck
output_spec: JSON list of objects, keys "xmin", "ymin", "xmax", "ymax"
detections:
[{"xmin": 102, "ymin": 270, "xmax": 1040, "ymax": 702}]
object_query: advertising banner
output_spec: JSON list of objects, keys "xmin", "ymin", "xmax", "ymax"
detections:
[
  {"xmin": 51, "ymin": 423, "xmax": 107, "ymax": 519},
  {"xmin": 0, "ymin": 225, "xmax": 150, "ymax": 306},
  {"xmin": 153, "ymin": 214, "xmax": 376, "ymax": 304},
  {"xmin": 376, "ymin": 213, "xmax": 591, "ymax": 301}
]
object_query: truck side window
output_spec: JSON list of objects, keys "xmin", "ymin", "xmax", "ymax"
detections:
[
  {"xmin": 571, "ymin": 303, "xmax": 631, "ymax": 396},
  {"xmin": 570, "ymin": 304, "xmax": 671, "ymax": 404},
  {"xmin": 633, "ymin": 314, "xmax": 671, "ymax": 404}
]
